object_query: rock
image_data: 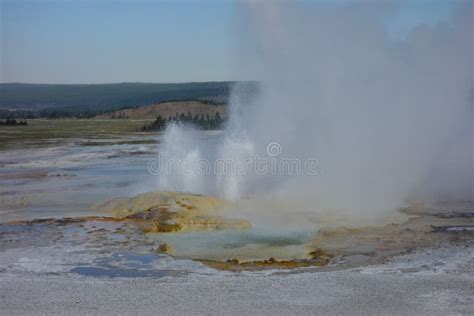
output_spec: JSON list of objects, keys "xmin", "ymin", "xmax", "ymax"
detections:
[
  {"xmin": 157, "ymin": 243, "xmax": 172, "ymax": 254},
  {"xmin": 97, "ymin": 191, "xmax": 251, "ymax": 233},
  {"xmin": 308, "ymin": 248, "xmax": 334, "ymax": 265},
  {"xmin": 97, "ymin": 191, "xmax": 229, "ymax": 216}
]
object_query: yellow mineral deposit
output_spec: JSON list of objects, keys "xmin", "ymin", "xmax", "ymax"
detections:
[{"xmin": 97, "ymin": 191, "xmax": 250, "ymax": 233}]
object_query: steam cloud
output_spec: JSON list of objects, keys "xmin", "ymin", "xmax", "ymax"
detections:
[{"xmin": 158, "ymin": 1, "xmax": 473, "ymax": 219}]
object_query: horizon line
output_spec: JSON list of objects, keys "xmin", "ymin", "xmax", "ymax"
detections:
[{"xmin": 0, "ymin": 80, "xmax": 258, "ymax": 86}]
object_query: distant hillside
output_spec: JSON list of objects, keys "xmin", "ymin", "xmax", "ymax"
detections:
[
  {"xmin": 96, "ymin": 100, "xmax": 227, "ymax": 120},
  {"xmin": 0, "ymin": 82, "xmax": 242, "ymax": 118}
]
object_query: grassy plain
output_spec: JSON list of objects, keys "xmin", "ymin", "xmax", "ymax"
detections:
[{"xmin": 0, "ymin": 119, "xmax": 155, "ymax": 150}]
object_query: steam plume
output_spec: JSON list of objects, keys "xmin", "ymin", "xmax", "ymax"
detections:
[{"xmin": 158, "ymin": 1, "xmax": 473, "ymax": 219}]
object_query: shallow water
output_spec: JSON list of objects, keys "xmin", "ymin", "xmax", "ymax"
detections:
[
  {"xmin": 0, "ymin": 134, "xmax": 165, "ymax": 221},
  {"xmin": 150, "ymin": 228, "xmax": 314, "ymax": 261}
]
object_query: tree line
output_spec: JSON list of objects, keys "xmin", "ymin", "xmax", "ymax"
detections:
[
  {"xmin": 142, "ymin": 112, "xmax": 225, "ymax": 131},
  {"xmin": 0, "ymin": 108, "xmax": 106, "ymax": 119},
  {"xmin": 0, "ymin": 118, "xmax": 28, "ymax": 126}
]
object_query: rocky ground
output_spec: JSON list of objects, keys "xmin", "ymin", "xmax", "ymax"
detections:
[
  {"xmin": 1, "ymin": 246, "xmax": 473, "ymax": 315},
  {"xmin": 0, "ymin": 192, "xmax": 473, "ymax": 315},
  {"xmin": 310, "ymin": 201, "xmax": 474, "ymax": 267}
]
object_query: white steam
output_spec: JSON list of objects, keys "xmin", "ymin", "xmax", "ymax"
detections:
[{"xmin": 158, "ymin": 1, "xmax": 473, "ymax": 219}]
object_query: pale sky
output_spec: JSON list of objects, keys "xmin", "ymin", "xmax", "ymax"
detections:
[{"xmin": 0, "ymin": 0, "xmax": 466, "ymax": 84}]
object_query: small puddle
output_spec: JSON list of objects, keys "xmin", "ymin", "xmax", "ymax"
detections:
[
  {"xmin": 69, "ymin": 266, "xmax": 181, "ymax": 278},
  {"xmin": 69, "ymin": 251, "xmax": 187, "ymax": 278}
]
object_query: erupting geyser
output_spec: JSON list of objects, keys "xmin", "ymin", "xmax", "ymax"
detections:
[{"xmin": 158, "ymin": 1, "xmax": 473, "ymax": 220}]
